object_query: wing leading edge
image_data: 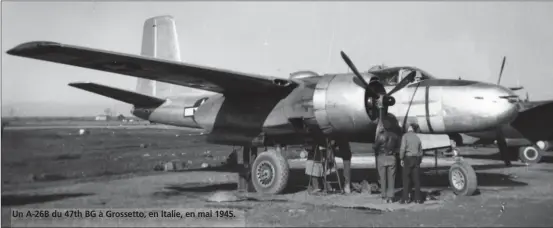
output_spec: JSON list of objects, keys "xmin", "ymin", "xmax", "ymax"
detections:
[{"xmin": 7, "ymin": 41, "xmax": 298, "ymax": 94}]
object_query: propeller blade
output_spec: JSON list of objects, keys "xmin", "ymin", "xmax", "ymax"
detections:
[
  {"xmin": 497, "ymin": 56, "xmax": 506, "ymax": 85},
  {"xmin": 340, "ymin": 51, "xmax": 369, "ymax": 87},
  {"xmin": 340, "ymin": 51, "xmax": 380, "ymax": 97},
  {"xmin": 387, "ymin": 70, "xmax": 416, "ymax": 96}
]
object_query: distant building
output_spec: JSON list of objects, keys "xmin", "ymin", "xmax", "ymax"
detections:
[{"xmin": 95, "ymin": 115, "xmax": 109, "ymax": 121}]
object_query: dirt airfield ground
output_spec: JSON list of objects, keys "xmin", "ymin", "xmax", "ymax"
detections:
[{"xmin": 2, "ymin": 121, "xmax": 553, "ymax": 227}]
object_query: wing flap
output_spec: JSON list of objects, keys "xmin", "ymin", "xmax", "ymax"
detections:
[
  {"xmin": 8, "ymin": 41, "xmax": 297, "ymax": 94},
  {"xmin": 69, "ymin": 82, "xmax": 166, "ymax": 107}
]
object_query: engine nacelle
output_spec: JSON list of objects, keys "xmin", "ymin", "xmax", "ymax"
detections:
[{"xmin": 312, "ymin": 73, "xmax": 375, "ymax": 136}]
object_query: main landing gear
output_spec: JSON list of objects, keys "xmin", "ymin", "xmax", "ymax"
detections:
[
  {"xmin": 238, "ymin": 144, "xmax": 480, "ymax": 196},
  {"xmin": 237, "ymin": 146, "xmax": 290, "ymax": 194}
]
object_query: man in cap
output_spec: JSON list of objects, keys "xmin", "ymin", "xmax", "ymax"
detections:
[
  {"xmin": 373, "ymin": 120, "xmax": 400, "ymax": 203},
  {"xmin": 399, "ymin": 123, "xmax": 424, "ymax": 204}
]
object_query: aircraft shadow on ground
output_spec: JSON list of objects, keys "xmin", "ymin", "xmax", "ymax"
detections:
[
  {"xmin": 157, "ymin": 162, "xmax": 528, "ymax": 196},
  {"xmin": 165, "ymin": 183, "xmax": 237, "ymax": 193},
  {"xmin": 284, "ymin": 166, "xmax": 528, "ymax": 194},
  {"xmin": 1, "ymin": 193, "xmax": 93, "ymax": 206},
  {"xmin": 173, "ymin": 165, "xmax": 238, "ymax": 173},
  {"xmin": 152, "ymin": 182, "xmax": 238, "ymax": 199}
]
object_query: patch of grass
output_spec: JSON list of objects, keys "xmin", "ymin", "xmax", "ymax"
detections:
[{"xmin": 1, "ymin": 127, "xmax": 232, "ymax": 188}]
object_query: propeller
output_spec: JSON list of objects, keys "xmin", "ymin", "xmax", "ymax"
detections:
[
  {"xmin": 495, "ymin": 56, "xmax": 512, "ymax": 166},
  {"xmin": 497, "ymin": 56, "xmax": 506, "ymax": 85},
  {"xmin": 340, "ymin": 51, "xmax": 416, "ymax": 138}
]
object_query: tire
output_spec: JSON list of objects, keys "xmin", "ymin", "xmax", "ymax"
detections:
[
  {"xmin": 251, "ymin": 149, "xmax": 290, "ymax": 195},
  {"xmin": 518, "ymin": 146, "xmax": 543, "ymax": 164},
  {"xmin": 449, "ymin": 161, "xmax": 478, "ymax": 196}
]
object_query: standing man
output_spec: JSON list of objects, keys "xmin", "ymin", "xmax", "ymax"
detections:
[
  {"xmin": 399, "ymin": 123, "xmax": 424, "ymax": 204},
  {"xmin": 373, "ymin": 121, "xmax": 400, "ymax": 203}
]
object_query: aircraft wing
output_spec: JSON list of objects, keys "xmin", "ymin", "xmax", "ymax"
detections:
[
  {"xmin": 7, "ymin": 41, "xmax": 298, "ymax": 94},
  {"xmin": 511, "ymin": 101, "xmax": 553, "ymax": 142},
  {"xmin": 519, "ymin": 100, "xmax": 552, "ymax": 112}
]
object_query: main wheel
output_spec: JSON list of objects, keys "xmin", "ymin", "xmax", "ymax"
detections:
[
  {"xmin": 449, "ymin": 161, "xmax": 478, "ymax": 196},
  {"xmin": 518, "ymin": 146, "xmax": 543, "ymax": 164},
  {"xmin": 251, "ymin": 149, "xmax": 290, "ymax": 195}
]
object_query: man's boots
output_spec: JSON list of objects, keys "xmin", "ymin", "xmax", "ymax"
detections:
[{"xmin": 343, "ymin": 160, "xmax": 352, "ymax": 193}]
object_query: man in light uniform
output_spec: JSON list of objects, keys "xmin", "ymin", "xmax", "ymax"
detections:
[{"xmin": 399, "ymin": 123, "xmax": 424, "ymax": 204}]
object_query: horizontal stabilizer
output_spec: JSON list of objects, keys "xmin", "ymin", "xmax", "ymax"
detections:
[{"xmin": 69, "ymin": 82, "xmax": 165, "ymax": 107}]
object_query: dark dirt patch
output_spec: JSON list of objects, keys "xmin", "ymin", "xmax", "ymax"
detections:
[{"xmin": 2, "ymin": 193, "xmax": 93, "ymax": 206}]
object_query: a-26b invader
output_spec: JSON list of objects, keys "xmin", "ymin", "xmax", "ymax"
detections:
[{"xmin": 7, "ymin": 15, "xmax": 522, "ymax": 196}]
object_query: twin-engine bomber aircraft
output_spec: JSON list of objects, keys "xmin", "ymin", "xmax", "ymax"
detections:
[{"xmin": 7, "ymin": 15, "xmax": 529, "ymax": 196}]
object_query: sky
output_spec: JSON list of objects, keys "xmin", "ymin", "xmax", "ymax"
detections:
[{"xmin": 2, "ymin": 1, "xmax": 553, "ymax": 116}]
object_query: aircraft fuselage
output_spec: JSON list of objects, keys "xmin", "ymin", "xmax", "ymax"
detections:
[{"xmin": 132, "ymin": 73, "xmax": 519, "ymax": 146}]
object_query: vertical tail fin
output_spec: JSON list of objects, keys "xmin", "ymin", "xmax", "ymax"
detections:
[{"xmin": 136, "ymin": 15, "xmax": 182, "ymax": 98}]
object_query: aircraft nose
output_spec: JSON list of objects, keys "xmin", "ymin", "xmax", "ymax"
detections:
[{"xmin": 481, "ymin": 83, "xmax": 519, "ymax": 124}]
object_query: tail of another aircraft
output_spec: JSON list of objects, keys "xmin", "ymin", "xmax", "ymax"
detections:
[{"xmin": 136, "ymin": 15, "xmax": 183, "ymax": 98}]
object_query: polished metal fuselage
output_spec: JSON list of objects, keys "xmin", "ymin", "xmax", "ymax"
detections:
[
  {"xmin": 463, "ymin": 100, "xmax": 553, "ymax": 145},
  {"xmin": 132, "ymin": 73, "xmax": 519, "ymax": 146}
]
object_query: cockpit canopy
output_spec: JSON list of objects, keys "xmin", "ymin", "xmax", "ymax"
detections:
[
  {"xmin": 368, "ymin": 66, "xmax": 435, "ymax": 86},
  {"xmin": 289, "ymin": 70, "xmax": 320, "ymax": 80}
]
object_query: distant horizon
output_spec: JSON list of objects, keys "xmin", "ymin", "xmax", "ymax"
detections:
[{"xmin": 3, "ymin": 2, "xmax": 553, "ymax": 116}]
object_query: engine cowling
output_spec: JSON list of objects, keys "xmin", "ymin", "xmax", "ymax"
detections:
[{"xmin": 312, "ymin": 73, "xmax": 376, "ymax": 136}]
